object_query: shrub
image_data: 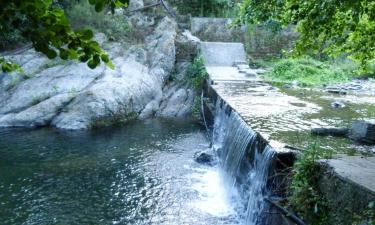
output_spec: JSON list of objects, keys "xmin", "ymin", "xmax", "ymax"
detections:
[
  {"xmin": 0, "ymin": 27, "xmax": 27, "ymax": 51},
  {"xmin": 186, "ymin": 55, "xmax": 208, "ymax": 90},
  {"xmin": 171, "ymin": 0, "xmax": 239, "ymax": 17},
  {"xmin": 245, "ymin": 22, "xmax": 298, "ymax": 58},
  {"xmin": 289, "ymin": 143, "xmax": 331, "ymax": 225},
  {"xmin": 264, "ymin": 57, "xmax": 359, "ymax": 86},
  {"xmin": 66, "ymin": 1, "xmax": 132, "ymax": 42}
]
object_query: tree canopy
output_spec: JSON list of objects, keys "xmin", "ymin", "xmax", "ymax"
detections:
[
  {"xmin": 0, "ymin": 0, "xmax": 129, "ymax": 72},
  {"xmin": 237, "ymin": 0, "xmax": 375, "ymax": 66}
]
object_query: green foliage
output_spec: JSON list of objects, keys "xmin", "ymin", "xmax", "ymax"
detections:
[
  {"xmin": 352, "ymin": 202, "xmax": 375, "ymax": 225},
  {"xmin": 0, "ymin": 58, "xmax": 22, "ymax": 73},
  {"xmin": 263, "ymin": 57, "xmax": 359, "ymax": 86},
  {"xmin": 245, "ymin": 22, "xmax": 298, "ymax": 58},
  {"xmin": 172, "ymin": 0, "xmax": 238, "ymax": 17},
  {"xmin": 191, "ymin": 95, "xmax": 202, "ymax": 119},
  {"xmin": 185, "ymin": 56, "xmax": 209, "ymax": 119},
  {"xmin": 186, "ymin": 56, "xmax": 209, "ymax": 90},
  {"xmin": 67, "ymin": 1, "xmax": 133, "ymax": 42},
  {"xmin": 237, "ymin": 0, "xmax": 375, "ymax": 68},
  {"xmin": 289, "ymin": 142, "xmax": 331, "ymax": 225},
  {"xmin": 0, "ymin": 0, "xmax": 129, "ymax": 72},
  {"xmin": 0, "ymin": 30, "xmax": 27, "ymax": 51}
]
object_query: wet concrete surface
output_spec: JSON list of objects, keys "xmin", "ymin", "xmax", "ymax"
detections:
[
  {"xmin": 324, "ymin": 155, "xmax": 375, "ymax": 194},
  {"xmin": 201, "ymin": 41, "xmax": 375, "ymax": 198}
]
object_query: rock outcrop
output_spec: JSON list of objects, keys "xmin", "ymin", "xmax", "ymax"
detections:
[{"xmin": 0, "ymin": 6, "xmax": 200, "ymax": 130}]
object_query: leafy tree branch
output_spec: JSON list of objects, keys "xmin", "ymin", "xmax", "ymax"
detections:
[
  {"xmin": 237, "ymin": 0, "xmax": 375, "ymax": 68},
  {"xmin": 0, "ymin": 0, "xmax": 129, "ymax": 72}
]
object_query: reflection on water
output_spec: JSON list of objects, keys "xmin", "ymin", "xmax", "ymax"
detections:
[{"xmin": 0, "ymin": 119, "xmax": 240, "ymax": 225}]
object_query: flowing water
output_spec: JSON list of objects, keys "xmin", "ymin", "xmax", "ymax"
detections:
[
  {"xmin": 0, "ymin": 119, "xmax": 242, "ymax": 225},
  {"xmin": 212, "ymin": 99, "xmax": 276, "ymax": 225}
]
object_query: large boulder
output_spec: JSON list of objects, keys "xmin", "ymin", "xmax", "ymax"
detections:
[
  {"xmin": 146, "ymin": 17, "xmax": 177, "ymax": 83},
  {"xmin": 0, "ymin": 15, "xmax": 187, "ymax": 130},
  {"xmin": 156, "ymin": 62, "xmax": 196, "ymax": 118},
  {"xmin": 51, "ymin": 57, "xmax": 162, "ymax": 129},
  {"xmin": 175, "ymin": 30, "xmax": 200, "ymax": 62}
]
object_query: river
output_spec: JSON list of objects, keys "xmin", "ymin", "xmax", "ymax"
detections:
[{"xmin": 0, "ymin": 119, "xmax": 242, "ymax": 225}]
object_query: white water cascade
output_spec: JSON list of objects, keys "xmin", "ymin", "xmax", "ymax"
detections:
[{"xmin": 212, "ymin": 98, "xmax": 276, "ymax": 225}]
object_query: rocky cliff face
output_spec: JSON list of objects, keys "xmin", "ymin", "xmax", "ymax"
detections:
[{"xmin": 0, "ymin": 4, "xmax": 200, "ymax": 130}]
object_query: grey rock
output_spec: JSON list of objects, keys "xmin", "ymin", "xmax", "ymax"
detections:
[
  {"xmin": 0, "ymin": 14, "xmax": 190, "ymax": 130},
  {"xmin": 350, "ymin": 120, "xmax": 375, "ymax": 144},
  {"xmin": 146, "ymin": 17, "xmax": 177, "ymax": 83},
  {"xmin": 194, "ymin": 151, "xmax": 215, "ymax": 166},
  {"xmin": 157, "ymin": 85, "xmax": 195, "ymax": 118},
  {"xmin": 326, "ymin": 88, "xmax": 348, "ymax": 95},
  {"xmin": 93, "ymin": 32, "xmax": 107, "ymax": 45},
  {"xmin": 52, "ymin": 58, "xmax": 162, "ymax": 130},
  {"xmin": 311, "ymin": 127, "xmax": 349, "ymax": 137},
  {"xmin": 0, "ymin": 93, "xmax": 74, "ymax": 127},
  {"xmin": 331, "ymin": 101, "xmax": 346, "ymax": 109},
  {"xmin": 128, "ymin": 0, "xmax": 144, "ymax": 11},
  {"xmin": 175, "ymin": 30, "xmax": 200, "ymax": 62}
]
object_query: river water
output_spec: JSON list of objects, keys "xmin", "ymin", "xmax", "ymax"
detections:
[{"xmin": 0, "ymin": 119, "xmax": 241, "ymax": 225}]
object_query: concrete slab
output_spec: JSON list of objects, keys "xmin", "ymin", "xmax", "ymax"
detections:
[
  {"xmin": 201, "ymin": 42, "xmax": 246, "ymax": 66},
  {"xmin": 206, "ymin": 66, "xmax": 259, "ymax": 82},
  {"xmin": 325, "ymin": 156, "xmax": 375, "ymax": 194}
]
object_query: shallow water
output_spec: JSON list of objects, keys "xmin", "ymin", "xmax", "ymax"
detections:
[
  {"xmin": 0, "ymin": 119, "xmax": 241, "ymax": 225},
  {"xmin": 212, "ymin": 80, "xmax": 375, "ymax": 154}
]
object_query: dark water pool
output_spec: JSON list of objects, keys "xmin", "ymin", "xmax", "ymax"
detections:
[{"xmin": 0, "ymin": 119, "xmax": 240, "ymax": 225}]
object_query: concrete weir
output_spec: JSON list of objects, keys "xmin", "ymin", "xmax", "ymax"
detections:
[{"xmin": 200, "ymin": 41, "xmax": 375, "ymax": 224}]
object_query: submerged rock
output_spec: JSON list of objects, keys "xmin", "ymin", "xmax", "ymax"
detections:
[
  {"xmin": 194, "ymin": 151, "xmax": 215, "ymax": 166},
  {"xmin": 331, "ymin": 101, "xmax": 346, "ymax": 109}
]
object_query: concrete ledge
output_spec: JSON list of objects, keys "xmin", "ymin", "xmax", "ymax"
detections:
[{"xmin": 318, "ymin": 157, "xmax": 375, "ymax": 224}]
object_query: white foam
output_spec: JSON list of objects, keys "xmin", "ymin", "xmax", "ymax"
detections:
[{"xmin": 190, "ymin": 167, "xmax": 235, "ymax": 217}]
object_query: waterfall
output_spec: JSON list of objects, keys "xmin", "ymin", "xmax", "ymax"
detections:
[
  {"xmin": 212, "ymin": 98, "xmax": 275, "ymax": 225},
  {"xmin": 244, "ymin": 146, "xmax": 275, "ymax": 224}
]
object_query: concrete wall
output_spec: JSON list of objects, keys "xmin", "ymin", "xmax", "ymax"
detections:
[
  {"xmin": 191, "ymin": 17, "xmax": 245, "ymax": 42},
  {"xmin": 317, "ymin": 161, "xmax": 375, "ymax": 225},
  {"xmin": 245, "ymin": 25, "xmax": 298, "ymax": 58}
]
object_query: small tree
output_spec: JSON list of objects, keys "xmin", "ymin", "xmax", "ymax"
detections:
[
  {"xmin": 237, "ymin": 0, "xmax": 375, "ymax": 67},
  {"xmin": 0, "ymin": 0, "xmax": 129, "ymax": 72}
]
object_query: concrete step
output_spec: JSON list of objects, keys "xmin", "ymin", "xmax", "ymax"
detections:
[{"xmin": 200, "ymin": 42, "xmax": 246, "ymax": 66}]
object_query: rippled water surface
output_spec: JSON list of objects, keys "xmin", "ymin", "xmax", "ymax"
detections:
[{"xmin": 0, "ymin": 119, "xmax": 240, "ymax": 225}]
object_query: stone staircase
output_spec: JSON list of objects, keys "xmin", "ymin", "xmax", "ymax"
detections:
[{"xmin": 200, "ymin": 42, "xmax": 265, "ymax": 83}]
